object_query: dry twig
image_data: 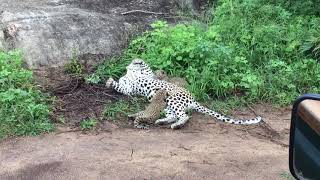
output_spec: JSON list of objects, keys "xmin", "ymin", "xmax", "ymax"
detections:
[{"xmin": 121, "ymin": 10, "xmax": 168, "ymax": 15}]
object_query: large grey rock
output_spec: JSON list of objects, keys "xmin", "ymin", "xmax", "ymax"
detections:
[{"xmin": 0, "ymin": 0, "xmax": 174, "ymax": 68}]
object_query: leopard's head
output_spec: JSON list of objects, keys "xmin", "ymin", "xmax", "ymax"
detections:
[
  {"xmin": 154, "ymin": 69, "xmax": 167, "ymax": 80},
  {"xmin": 126, "ymin": 58, "xmax": 155, "ymax": 79},
  {"xmin": 151, "ymin": 89, "xmax": 168, "ymax": 103}
]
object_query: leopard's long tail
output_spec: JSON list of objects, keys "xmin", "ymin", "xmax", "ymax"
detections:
[{"xmin": 192, "ymin": 102, "xmax": 262, "ymax": 125}]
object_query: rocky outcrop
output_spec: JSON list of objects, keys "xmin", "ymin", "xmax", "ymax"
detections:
[{"xmin": 0, "ymin": 0, "xmax": 175, "ymax": 68}]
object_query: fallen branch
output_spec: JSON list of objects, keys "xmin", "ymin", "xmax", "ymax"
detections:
[
  {"xmin": 178, "ymin": 144, "xmax": 191, "ymax": 151},
  {"xmin": 121, "ymin": 10, "xmax": 168, "ymax": 15},
  {"xmin": 181, "ymin": 131, "xmax": 201, "ymax": 134},
  {"xmin": 55, "ymin": 129, "xmax": 82, "ymax": 134},
  {"xmin": 248, "ymin": 106, "xmax": 258, "ymax": 116}
]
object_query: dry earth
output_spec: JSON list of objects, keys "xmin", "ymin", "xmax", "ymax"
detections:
[{"xmin": 0, "ymin": 103, "xmax": 293, "ymax": 180}]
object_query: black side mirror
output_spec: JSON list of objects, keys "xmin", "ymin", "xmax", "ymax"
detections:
[{"xmin": 289, "ymin": 94, "xmax": 320, "ymax": 180}]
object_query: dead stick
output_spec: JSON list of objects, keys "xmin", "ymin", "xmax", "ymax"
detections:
[
  {"xmin": 55, "ymin": 129, "xmax": 82, "ymax": 134},
  {"xmin": 121, "ymin": 10, "xmax": 168, "ymax": 15},
  {"xmin": 178, "ymin": 144, "xmax": 191, "ymax": 151}
]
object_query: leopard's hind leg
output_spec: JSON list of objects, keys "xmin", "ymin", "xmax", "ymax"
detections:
[
  {"xmin": 166, "ymin": 97, "xmax": 190, "ymax": 129},
  {"xmin": 155, "ymin": 107, "xmax": 177, "ymax": 125},
  {"xmin": 170, "ymin": 113, "xmax": 189, "ymax": 129}
]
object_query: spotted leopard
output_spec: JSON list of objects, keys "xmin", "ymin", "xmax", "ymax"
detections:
[{"xmin": 106, "ymin": 58, "xmax": 262, "ymax": 129}]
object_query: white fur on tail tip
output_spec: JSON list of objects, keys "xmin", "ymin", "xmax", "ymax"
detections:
[{"xmin": 237, "ymin": 116, "xmax": 262, "ymax": 125}]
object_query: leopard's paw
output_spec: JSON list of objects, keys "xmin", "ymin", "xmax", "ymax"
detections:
[
  {"xmin": 105, "ymin": 77, "xmax": 114, "ymax": 88},
  {"xmin": 170, "ymin": 122, "xmax": 184, "ymax": 130}
]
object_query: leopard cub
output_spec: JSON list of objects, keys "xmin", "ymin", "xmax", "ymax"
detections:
[
  {"xmin": 155, "ymin": 70, "xmax": 188, "ymax": 88},
  {"xmin": 128, "ymin": 89, "xmax": 168, "ymax": 129}
]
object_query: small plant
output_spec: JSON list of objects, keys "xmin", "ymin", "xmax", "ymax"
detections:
[
  {"xmin": 85, "ymin": 74, "xmax": 101, "ymax": 84},
  {"xmin": 64, "ymin": 50, "xmax": 84, "ymax": 75},
  {"xmin": 80, "ymin": 119, "xmax": 97, "ymax": 130},
  {"xmin": 57, "ymin": 116, "xmax": 66, "ymax": 124}
]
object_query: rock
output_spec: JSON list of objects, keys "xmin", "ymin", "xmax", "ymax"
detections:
[
  {"xmin": 174, "ymin": 0, "xmax": 209, "ymax": 14},
  {"xmin": 174, "ymin": 0, "xmax": 198, "ymax": 13},
  {"xmin": 0, "ymin": 0, "xmax": 175, "ymax": 68}
]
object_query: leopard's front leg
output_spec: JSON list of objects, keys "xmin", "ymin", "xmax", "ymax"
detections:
[
  {"xmin": 133, "ymin": 120, "xmax": 150, "ymax": 129},
  {"xmin": 128, "ymin": 111, "xmax": 144, "ymax": 118},
  {"xmin": 106, "ymin": 77, "xmax": 134, "ymax": 96}
]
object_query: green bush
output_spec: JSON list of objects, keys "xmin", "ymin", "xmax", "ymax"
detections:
[
  {"xmin": 94, "ymin": 0, "xmax": 320, "ymax": 106},
  {"xmin": 0, "ymin": 51, "xmax": 53, "ymax": 139},
  {"xmin": 80, "ymin": 119, "xmax": 97, "ymax": 130}
]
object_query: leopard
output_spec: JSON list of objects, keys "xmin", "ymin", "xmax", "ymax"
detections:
[
  {"xmin": 155, "ymin": 69, "xmax": 188, "ymax": 88},
  {"xmin": 128, "ymin": 89, "xmax": 169, "ymax": 129},
  {"xmin": 127, "ymin": 71, "xmax": 186, "ymax": 129},
  {"xmin": 106, "ymin": 58, "xmax": 262, "ymax": 129}
]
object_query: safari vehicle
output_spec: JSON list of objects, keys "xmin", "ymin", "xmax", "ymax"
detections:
[{"xmin": 289, "ymin": 94, "xmax": 320, "ymax": 179}]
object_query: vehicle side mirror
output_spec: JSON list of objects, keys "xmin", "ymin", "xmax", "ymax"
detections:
[{"xmin": 289, "ymin": 94, "xmax": 320, "ymax": 179}]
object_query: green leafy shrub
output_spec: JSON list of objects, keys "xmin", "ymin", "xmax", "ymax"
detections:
[
  {"xmin": 94, "ymin": 0, "xmax": 320, "ymax": 106},
  {"xmin": 0, "ymin": 51, "xmax": 53, "ymax": 139},
  {"xmin": 80, "ymin": 119, "xmax": 97, "ymax": 130},
  {"xmin": 64, "ymin": 51, "xmax": 84, "ymax": 75}
]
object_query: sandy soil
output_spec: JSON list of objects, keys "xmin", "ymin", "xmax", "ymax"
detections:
[{"xmin": 0, "ymin": 104, "xmax": 292, "ymax": 180}]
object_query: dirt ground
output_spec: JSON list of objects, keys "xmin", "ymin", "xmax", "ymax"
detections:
[
  {"xmin": 0, "ymin": 107, "xmax": 292, "ymax": 180},
  {"xmin": 0, "ymin": 73, "xmax": 293, "ymax": 180}
]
